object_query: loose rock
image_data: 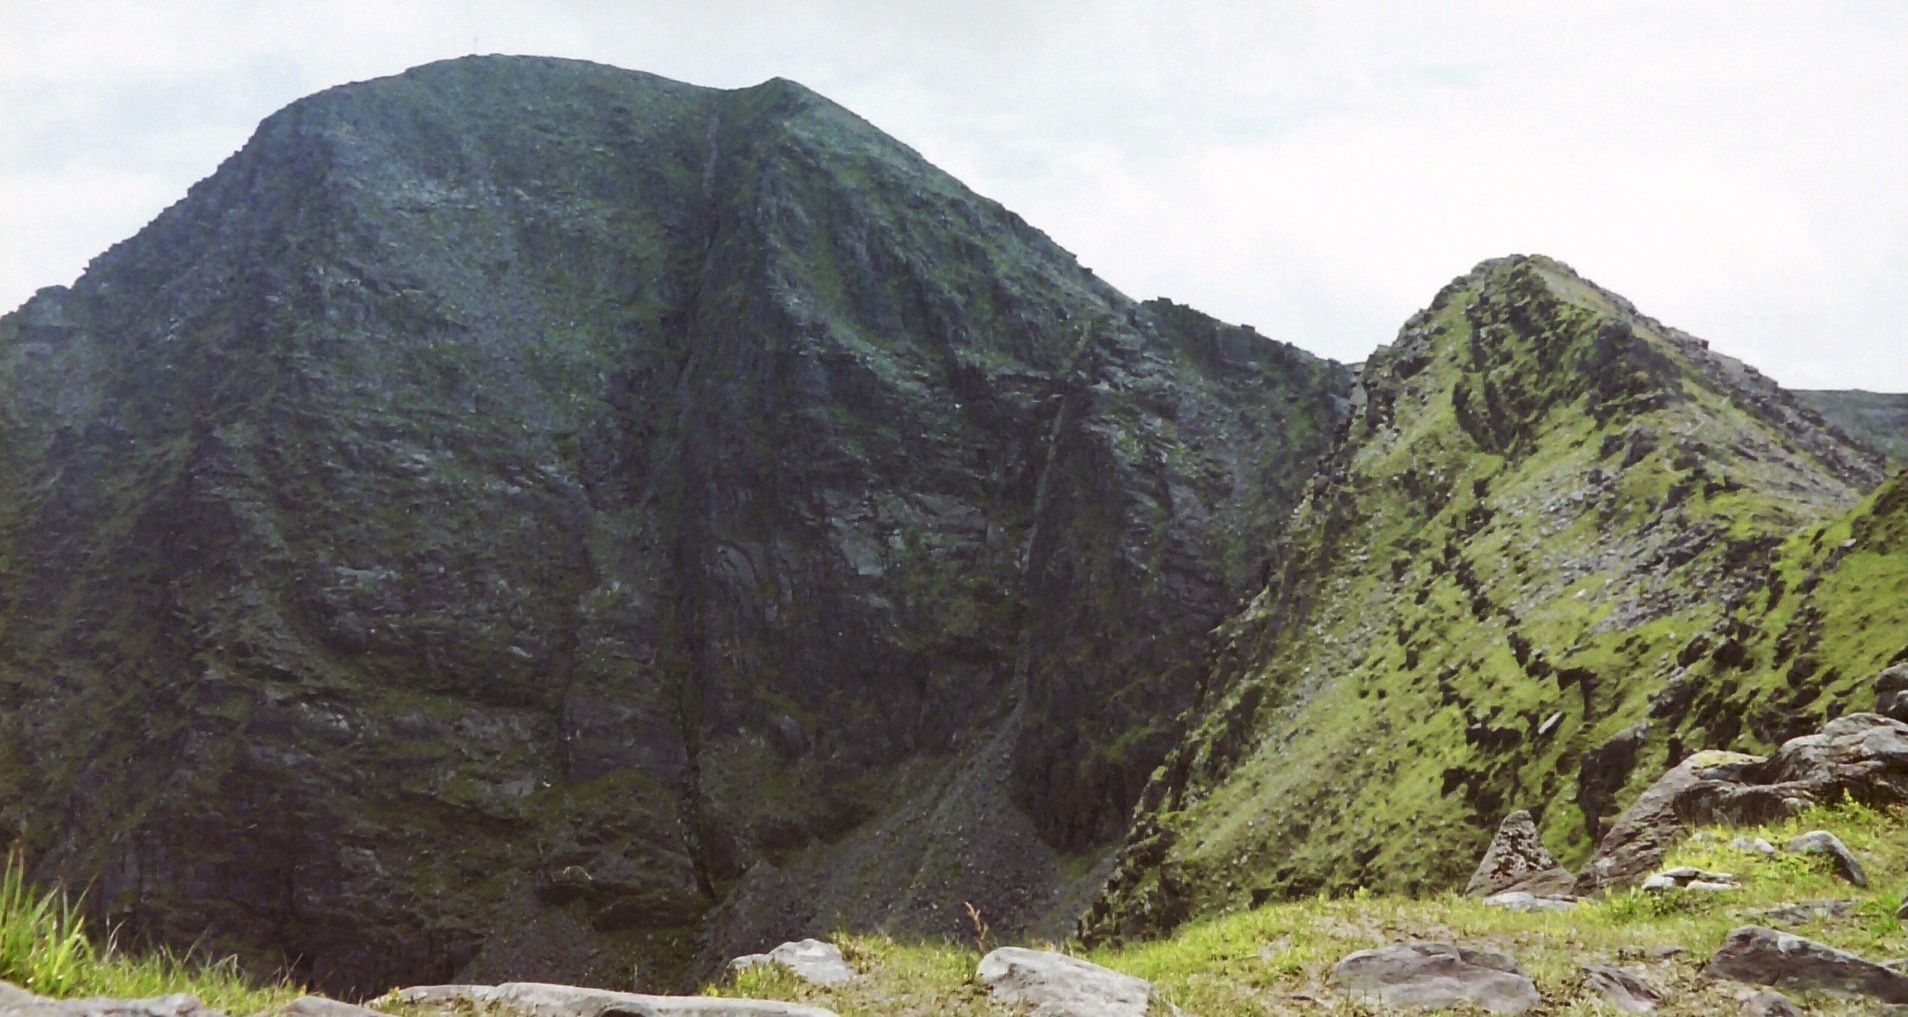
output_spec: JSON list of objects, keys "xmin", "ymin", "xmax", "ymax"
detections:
[
  {"xmin": 728, "ymin": 940, "xmax": 857, "ymax": 986},
  {"xmin": 1581, "ymin": 964, "xmax": 1664, "ymax": 1013},
  {"xmin": 1466, "ymin": 810, "xmax": 1575, "ymax": 897},
  {"xmin": 0, "ymin": 993, "xmax": 224, "ymax": 1017},
  {"xmin": 1641, "ymin": 866, "xmax": 1739, "ymax": 892},
  {"xmin": 975, "ymin": 947, "xmax": 1154, "ymax": 1017},
  {"xmin": 1738, "ymin": 988, "xmax": 1802, "ymax": 1017},
  {"xmin": 1331, "ymin": 941, "xmax": 1541, "ymax": 1014},
  {"xmin": 1787, "ymin": 829, "xmax": 1868, "ymax": 887},
  {"xmin": 1706, "ymin": 925, "xmax": 1908, "ymax": 1004},
  {"xmin": 384, "ymin": 982, "xmax": 839, "ymax": 1017},
  {"xmin": 1482, "ymin": 890, "xmax": 1576, "ymax": 912},
  {"xmin": 1877, "ymin": 663, "xmax": 1908, "ymax": 722},
  {"xmin": 1748, "ymin": 900, "xmax": 1857, "ymax": 925}
]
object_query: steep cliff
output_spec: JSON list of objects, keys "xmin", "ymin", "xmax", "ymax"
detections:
[{"xmin": 0, "ymin": 56, "xmax": 1350, "ymax": 995}]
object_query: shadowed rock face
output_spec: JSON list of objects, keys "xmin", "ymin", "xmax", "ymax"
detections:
[{"xmin": 0, "ymin": 56, "xmax": 1350, "ymax": 996}]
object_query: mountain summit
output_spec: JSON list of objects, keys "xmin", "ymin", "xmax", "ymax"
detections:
[
  {"xmin": 0, "ymin": 56, "xmax": 1350, "ymax": 993},
  {"xmin": 1084, "ymin": 253, "xmax": 1898, "ymax": 942}
]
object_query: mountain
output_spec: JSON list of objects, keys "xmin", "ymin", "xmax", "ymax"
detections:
[
  {"xmin": 1794, "ymin": 389, "xmax": 1908, "ymax": 466},
  {"xmin": 0, "ymin": 56, "xmax": 1352, "ymax": 995},
  {"xmin": 1083, "ymin": 255, "xmax": 1898, "ymax": 942}
]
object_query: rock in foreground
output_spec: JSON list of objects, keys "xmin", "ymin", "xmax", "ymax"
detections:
[
  {"xmin": 1331, "ymin": 942, "xmax": 1540, "ymax": 1014},
  {"xmin": 385, "ymin": 982, "xmax": 838, "ymax": 1017},
  {"xmin": 1705, "ymin": 925, "xmax": 1908, "ymax": 1004},
  {"xmin": 975, "ymin": 947, "xmax": 1154, "ymax": 1017},
  {"xmin": 728, "ymin": 940, "xmax": 856, "ymax": 986}
]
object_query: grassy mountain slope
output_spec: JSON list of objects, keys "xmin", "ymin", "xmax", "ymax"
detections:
[
  {"xmin": 1795, "ymin": 390, "xmax": 1908, "ymax": 466},
  {"xmin": 0, "ymin": 56, "xmax": 1349, "ymax": 996},
  {"xmin": 1083, "ymin": 255, "xmax": 1895, "ymax": 943}
]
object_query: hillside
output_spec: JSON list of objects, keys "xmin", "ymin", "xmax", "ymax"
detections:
[
  {"xmin": 1795, "ymin": 390, "xmax": 1908, "ymax": 466},
  {"xmin": 1085, "ymin": 255, "xmax": 1898, "ymax": 943},
  {"xmin": 0, "ymin": 56, "xmax": 1350, "ymax": 996}
]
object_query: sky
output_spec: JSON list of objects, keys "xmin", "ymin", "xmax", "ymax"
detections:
[{"xmin": 3, "ymin": 1, "xmax": 1905, "ymax": 389}]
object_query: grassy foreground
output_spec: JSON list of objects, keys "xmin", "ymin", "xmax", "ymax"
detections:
[
  {"xmin": 711, "ymin": 801, "xmax": 1908, "ymax": 1015},
  {"xmin": 5, "ymin": 802, "xmax": 1908, "ymax": 1014},
  {"xmin": 0, "ymin": 852, "xmax": 297, "ymax": 1013}
]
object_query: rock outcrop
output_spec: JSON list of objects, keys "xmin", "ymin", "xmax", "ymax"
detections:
[
  {"xmin": 1464, "ymin": 810, "xmax": 1573, "ymax": 897},
  {"xmin": 1331, "ymin": 942, "xmax": 1540, "ymax": 1014},
  {"xmin": 1579, "ymin": 715, "xmax": 1908, "ymax": 893},
  {"xmin": 1706, "ymin": 925, "xmax": 1908, "ymax": 1005}
]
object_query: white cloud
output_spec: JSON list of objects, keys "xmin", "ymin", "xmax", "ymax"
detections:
[{"xmin": 2, "ymin": 0, "xmax": 1904, "ymax": 388}]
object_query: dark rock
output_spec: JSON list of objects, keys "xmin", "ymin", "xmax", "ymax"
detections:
[
  {"xmin": 1787, "ymin": 830, "xmax": 1868, "ymax": 887},
  {"xmin": 1581, "ymin": 964, "xmax": 1664, "ymax": 1013},
  {"xmin": 1331, "ymin": 941, "xmax": 1540, "ymax": 1014},
  {"xmin": 1706, "ymin": 925, "xmax": 1908, "ymax": 1004},
  {"xmin": 1465, "ymin": 809, "xmax": 1574, "ymax": 897}
]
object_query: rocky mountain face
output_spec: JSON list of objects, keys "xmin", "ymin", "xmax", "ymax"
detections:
[
  {"xmin": 1794, "ymin": 389, "xmax": 1908, "ymax": 466},
  {"xmin": 0, "ymin": 57, "xmax": 1351, "ymax": 996},
  {"xmin": 1083, "ymin": 255, "xmax": 1903, "ymax": 943}
]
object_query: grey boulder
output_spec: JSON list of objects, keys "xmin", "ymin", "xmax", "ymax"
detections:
[
  {"xmin": 0, "ymin": 993, "xmax": 222, "ymax": 1017},
  {"xmin": 1706, "ymin": 925, "xmax": 1908, "ymax": 1004},
  {"xmin": 1787, "ymin": 829, "xmax": 1868, "ymax": 887},
  {"xmin": 1466, "ymin": 810, "xmax": 1575, "ymax": 897},
  {"xmin": 384, "ymin": 983, "xmax": 838, "ymax": 1017},
  {"xmin": 1581, "ymin": 965, "xmax": 1664, "ymax": 1014},
  {"xmin": 728, "ymin": 940, "xmax": 857, "ymax": 986},
  {"xmin": 1877, "ymin": 663, "xmax": 1908, "ymax": 722},
  {"xmin": 1331, "ymin": 941, "xmax": 1540, "ymax": 1014},
  {"xmin": 975, "ymin": 947, "xmax": 1154, "ymax": 1017},
  {"xmin": 1579, "ymin": 712, "xmax": 1908, "ymax": 894}
]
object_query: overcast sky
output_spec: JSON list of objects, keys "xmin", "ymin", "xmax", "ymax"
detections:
[{"xmin": 3, "ymin": 1, "xmax": 1904, "ymax": 389}]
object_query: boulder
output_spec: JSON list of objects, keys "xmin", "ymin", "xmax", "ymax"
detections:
[
  {"xmin": 1747, "ymin": 900, "xmax": 1857, "ymax": 925},
  {"xmin": 1465, "ymin": 810, "xmax": 1575, "ymax": 897},
  {"xmin": 1581, "ymin": 965, "xmax": 1664, "ymax": 1013},
  {"xmin": 1877, "ymin": 663, "xmax": 1908, "ymax": 721},
  {"xmin": 974, "ymin": 948, "xmax": 1153, "ymax": 1017},
  {"xmin": 1737, "ymin": 988, "xmax": 1801, "ymax": 1017},
  {"xmin": 1786, "ymin": 830, "xmax": 1867, "ymax": 886},
  {"xmin": 0, "ymin": 994, "xmax": 223, "ymax": 1017},
  {"xmin": 728, "ymin": 940, "xmax": 856, "ymax": 986},
  {"xmin": 1706, "ymin": 925, "xmax": 1908, "ymax": 1004},
  {"xmin": 273, "ymin": 999, "xmax": 382, "ymax": 1017},
  {"xmin": 1580, "ymin": 713, "xmax": 1908, "ymax": 894},
  {"xmin": 1331, "ymin": 941, "xmax": 1540, "ymax": 1014},
  {"xmin": 1640, "ymin": 866, "xmax": 1739, "ymax": 892},
  {"xmin": 1574, "ymin": 750, "xmax": 1763, "ymax": 894},
  {"xmin": 1481, "ymin": 890, "xmax": 1576, "ymax": 912},
  {"xmin": 383, "ymin": 983, "xmax": 838, "ymax": 1017}
]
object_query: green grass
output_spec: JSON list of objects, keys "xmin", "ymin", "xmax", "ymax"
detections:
[
  {"xmin": 0, "ymin": 851, "xmax": 300, "ymax": 1011},
  {"xmin": 701, "ymin": 805, "xmax": 1908, "ymax": 1015}
]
